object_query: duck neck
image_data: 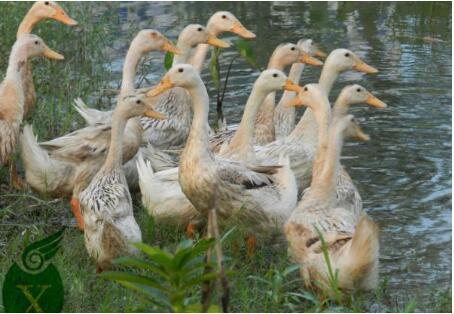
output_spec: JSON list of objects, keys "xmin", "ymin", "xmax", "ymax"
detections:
[
  {"xmin": 190, "ymin": 23, "xmax": 220, "ymax": 72},
  {"xmin": 6, "ymin": 47, "xmax": 28, "ymax": 80},
  {"xmin": 17, "ymin": 10, "xmax": 40, "ymax": 37},
  {"xmin": 185, "ymin": 82, "xmax": 211, "ymax": 156},
  {"xmin": 312, "ymin": 122, "xmax": 344, "ymax": 199},
  {"xmin": 228, "ymin": 86, "xmax": 268, "ymax": 160},
  {"xmin": 120, "ymin": 42, "xmax": 143, "ymax": 94},
  {"xmin": 332, "ymin": 93, "xmax": 351, "ymax": 118},
  {"xmin": 173, "ymin": 41, "xmax": 193, "ymax": 65},
  {"xmin": 103, "ymin": 110, "xmax": 128, "ymax": 170},
  {"xmin": 288, "ymin": 64, "xmax": 338, "ymax": 142}
]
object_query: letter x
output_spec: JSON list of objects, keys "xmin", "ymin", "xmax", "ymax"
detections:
[{"xmin": 16, "ymin": 284, "xmax": 51, "ymax": 312}]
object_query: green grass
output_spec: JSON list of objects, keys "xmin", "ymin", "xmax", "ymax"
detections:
[{"xmin": 0, "ymin": 2, "xmax": 451, "ymax": 313}]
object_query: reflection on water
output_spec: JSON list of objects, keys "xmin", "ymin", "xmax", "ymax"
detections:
[{"xmin": 98, "ymin": 1, "xmax": 451, "ymax": 308}]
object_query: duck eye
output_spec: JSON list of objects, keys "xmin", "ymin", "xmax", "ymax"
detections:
[
  {"xmin": 356, "ymin": 88, "xmax": 361, "ymax": 92},
  {"xmin": 222, "ymin": 15, "xmax": 227, "ymax": 19},
  {"xmin": 34, "ymin": 40, "xmax": 39, "ymax": 45},
  {"xmin": 272, "ymin": 73, "xmax": 278, "ymax": 78},
  {"xmin": 136, "ymin": 100, "xmax": 141, "ymax": 104},
  {"xmin": 303, "ymin": 87, "xmax": 308, "ymax": 91},
  {"xmin": 197, "ymin": 27, "xmax": 203, "ymax": 32},
  {"xmin": 44, "ymin": 1, "xmax": 49, "ymax": 5},
  {"xmin": 290, "ymin": 47, "xmax": 296, "ymax": 51},
  {"xmin": 178, "ymin": 68, "xmax": 184, "ymax": 73},
  {"xmin": 345, "ymin": 52, "xmax": 350, "ymax": 57}
]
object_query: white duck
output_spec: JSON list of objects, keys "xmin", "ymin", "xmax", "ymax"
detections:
[
  {"xmin": 284, "ymin": 85, "xmax": 379, "ymax": 291},
  {"xmin": 17, "ymin": 0, "xmax": 77, "ymax": 117},
  {"xmin": 210, "ymin": 42, "xmax": 323, "ymax": 150},
  {"xmin": 139, "ymin": 65, "xmax": 299, "ymax": 236},
  {"xmin": 254, "ymin": 49, "xmax": 379, "ymax": 192},
  {"xmin": 80, "ymin": 94, "xmax": 161, "ymax": 272},
  {"xmin": 20, "ymin": 30, "xmax": 173, "ymax": 228},
  {"xmin": 273, "ymin": 39, "xmax": 326, "ymax": 139},
  {"xmin": 1, "ymin": 34, "xmax": 63, "ymax": 188}
]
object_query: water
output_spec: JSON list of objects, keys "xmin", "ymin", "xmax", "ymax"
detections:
[{"xmin": 98, "ymin": 1, "xmax": 451, "ymax": 308}]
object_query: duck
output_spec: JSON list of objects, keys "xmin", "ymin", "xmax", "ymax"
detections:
[
  {"xmin": 17, "ymin": 1, "xmax": 77, "ymax": 117},
  {"xmin": 79, "ymin": 94, "xmax": 161, "ymax": 273},
  {"xmin": 20, "ymin": 30, "xmax": 173, "ymax": 229},
  {"xmin": 284, "ymin": 84, "xmax": 379, "ymax": 291},
  {"xmin": 210, "ymin": 42, "xmax": 323, "ymax": 150},
  {"xmin": 273, "ymin": 39, "xmax": 326, "ymax": 140},
  {"xmin": 254, "ymin": 49, "xmax": 379, "ymax": 193},
  {"xmin": 140, "ymin": 65, "xmax": 299, "ymax": 237},
  {"xmin": 189, "ymin": 11, "xmax": 256, "ymax": 72},
  {"xmin": 1, "ymin": 34, "xmax": 63, "ymax": 188}
]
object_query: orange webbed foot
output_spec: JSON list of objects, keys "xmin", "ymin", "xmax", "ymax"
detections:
[
  {"xmin": 70, "ymin": 198, "xmax": 84, "ymax": 231},
  {"xmin": 246, "ymin": 235, "xmax": 256, "ymax": 258},
  {"xmin": 186, "ymin": 223, "xmax": 195, "ymax": 238}
]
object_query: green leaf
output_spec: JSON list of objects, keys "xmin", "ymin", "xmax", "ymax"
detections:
[
  {"xmin": 164, "ymin": 52, "xmax": 174, "ymax": 71},
  {"xmin": 283, "ymin": 264, "xmax": 300, "ymax": 277},
  {"xmin": 99, "ymin": 271, "xmax": 168, "ymax": 293},
  {"xmin": 115, "ymin": 281, "xmax": 172, "ymax": 310},
  {"xmin": 209, "ymin": 47, "xmax": 221, "ymax": 90},
  {"xmin": 133, "ymin": 242, "xmax": 174, "ymax": 269},
  {"xmin": 112, "ymin": 257, "xmax": 169, "ymax": 279},
  {"xmin": 181, "ymin": 272, "xmax": 218, "ymax": 289},
  {"xmin": 232, "ymin": 39, "xmax": 261, "ymax": 70},
  {"xmin": 404, "ymin": 299, "xmax": 417, "ymax": 313}
]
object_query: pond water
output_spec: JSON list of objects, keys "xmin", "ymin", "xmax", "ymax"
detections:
[{"xmin": 97, "ymin": 1, "xmax": 451, "ymax": 309}]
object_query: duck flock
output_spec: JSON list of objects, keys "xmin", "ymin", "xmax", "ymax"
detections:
[{"xmin": 1, "ymin": 1, "xmax": 387, "ymax": 296}]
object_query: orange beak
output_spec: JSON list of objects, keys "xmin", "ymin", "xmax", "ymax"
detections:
[
  {"xmin": 299, "ymin": 53, "xmax": 323, "ymax": 66},
  {"xmin": 146, "ymin": 75, "xmax": 174, "ymax": 97},
  {"xmin": 161, "ymin": 40, "xmax": 181, "ymax": 54},
  {"xmin": 43, "ymin": 46, "xmax": 64, "ymax": 60},
  {"xmin": 365, "ymin": 92, "xmax": 387, "ymax": 109},
  {"xmin": 283, "ymin": 80, "xmax": 302, "ymax": 93},
  {"xmin": 288, "ymin": 96, "xmax": 303, "ymax": 107},
  {"xmin": 230, "ymin": 21, "xmax": 256, "ymax": 39},
  {"xmin": 52, "ymin": 9, "xmax": 78, "ymax": 26},
  {"xmin": 206, "ymin": 33, "xmax": 230, "ymax": 48},
  {"xmin": 313, "ymin": 49, "xmax": 327, "ymax": 58},
  {"xmin": 353, "ymin": 126, "xmax": 370, "ymax": 142},
  {"xmin": 353, "ymin": 60, "xmax": 378, "ymax": 74},
  {"xmin": 143, "ymin": 110, "xmax": 166, "ymax": 120}
]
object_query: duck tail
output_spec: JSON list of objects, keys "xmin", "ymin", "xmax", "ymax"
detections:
[
  {"xmin": 73, "ymin": 98, "xmax": 110, "ymax": 126},
  {"xmin": 20, "ymin": 125, "xmax": 58, "ymax": 191},
  {"xmin": 338, "ymin": 214, "xmax": 380, "ymax": 290}
]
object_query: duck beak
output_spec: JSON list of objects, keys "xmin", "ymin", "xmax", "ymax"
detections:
[
  {"xmin": 143, "ymin": 110, "xmax": 166, "ymax": 120},
  {"xmin": 161, "ymin": 40, "xmax": 181, "ymax": 54},
  {"xmin": 43, "ymin": 46, "xmax": 64, "ymax": 60},
  {"xmin": 365, "ymin": 92, "xmax": 387, "ymax": 109},
  {"xmin": 313, "ymin": 49, "xmax": 327, "ymax": 58},
  {"xmin": 354, "ymin": 128, "xmax": 370, "ymax": 142},
  {"xmin": 283, "ymin": 80, "xmax": 302, "ymax": 93},
  {"xmin": 353, "ymin": 60, "xmax": 378, "ymax": 74},
  {"xmin": 288, "ymin": 96, "xmax": 303, "ymax": 107},
  {"xmin": 206, "ymin": 34, "xmax": 230, "ymax": 48},
  {"xmin": 146, "ymin": 76, "xmax": 173, "ymax": 97},
  {"xmin": 231, "ymin": 21, "xmax": 256, "ymax": 39},
  {"xmin": 52, "ymin": 9, "xmax": 78, "ymax": 26},
  {"xmin": 299, "ymin": 53, "xmax": 323, "ymax": 66}
]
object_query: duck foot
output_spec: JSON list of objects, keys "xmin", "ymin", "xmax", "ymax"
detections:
[
  {"xmin": 186, "ymin": 223, "xmax": 195, "ymax": 238},
  {"xmin": 10, "ymin": 163, "xmax": 27, "ymax": 191},
  {"xmin": 246, "ymin": 235, "xmax": 256, "ymax": 258},
  {"xmin": 70, "ymin": 198, "xmax": 84, "ymax": 231}
]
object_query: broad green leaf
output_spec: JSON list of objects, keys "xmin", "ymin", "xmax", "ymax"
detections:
[
  {"xmin": 181, "ymin": 272, "xmax": 218, "ymax": 289},
  {"xmin": 283, "ymin": 264, "xmax": 300, "ymax": 277},
  {"xmin": 116, "ymin": 281, "xmax": 172, "ymax": 310},
  {"xmin": 232, "ymin": 39, "xmax": 261, "ymax": 70},
  {"xmin": 164, "ymin": 52, "xmax": 174, "ymax": 71},
  {"xmin": 99, "ymin": 271, "xmax": 167, "ymax": 292},
  {"xmin": 209, "ymin": 47, "xmax": 221, "ymax": 90},
  {"xmin": 112, "ymin": 257, "xmax": 169, "ymax": 279},
  {"xmin": 133, "ymin": 242, "xmax": 174, "ymax": 269}
]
